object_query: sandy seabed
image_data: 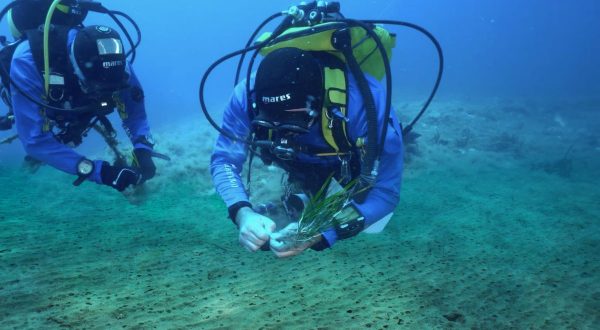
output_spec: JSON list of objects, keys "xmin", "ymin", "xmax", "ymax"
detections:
[{"xmin": 1, "ymin": 99, "xmax": 599, "ymax": 329}]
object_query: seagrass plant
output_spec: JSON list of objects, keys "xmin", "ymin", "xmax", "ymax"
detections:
[{"xmin": 293, "ymin": 176, "xmax": 360, "ymax": 243}]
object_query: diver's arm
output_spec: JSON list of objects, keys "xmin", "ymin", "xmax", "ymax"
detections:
[
  {"xmin": 210, "ymin": 82, "xmax": 253, "ymax": 219},
  {"xmin": 120, "ymin": 65, "xmax": 152, "ymax": 150},
  {"xmin": 320, "ymin": 77, "xmax": 404, "ymax": 247},
  {"xmin": 349, "ymin": 112, "xmax": 403, "ymax": 219},
  {"xmin": 10, "ymin": 47, "xmax": 105, "ymax": 184}
]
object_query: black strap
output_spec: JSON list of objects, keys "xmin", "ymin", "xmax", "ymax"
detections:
[
  {"xmin": 26, "ymin": 25, "xmax": 77, "ymax": 104},
  {"xmin": 335, "ymin": 217, "xmax": 365, "ymax": 240},
  {"xmin": 255, "ymin": 127, "xmax": 347, "ymax": 157},
  {"xmin": 325, "ymin": 105, "xmax": 353, "ymax": 154},
  {"xmin": 97, "ymin": 115, "xmax": 116, "ymax": 136}
]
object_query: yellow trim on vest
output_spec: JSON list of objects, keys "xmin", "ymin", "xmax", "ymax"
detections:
[
  {"xmin": 321, "ymin": 67, "xmax": 347, "ymax": 153},
  {"xmin": 113, "ymin": 94, "xmax": 128, "ymax": 119},
  {"xmin": 257, "ymin": 23, "xmax": 396, "ymax": 81},
  {"xmin": 321, "ymin": 111, "xmax": 337, "ymax": 152},
  {"xmin": 38, "ymin": 90, "xmax": 51, "ymax": 132},
  {"xmin": 41, "ymin": 109, "xmax": 51, "ymax": 132},
  {"xmin": 315, "ymin": 152, "xmax": 352, "ymax": 157},
  {"xmin": 56, "ymin": 4, "xmax": 70, "ymax": 14},
  {"xmin": 328, "ymin": 89, "xmax": 345, "ymax": 105},
  {"xmin": 356, "ymin": 137, "xmax": 366, "ymax": 148},
  {"xmin": 324, "ymin": 67, "xmax": 346, "ymax": 105},
  {"xmin": 349, "ymin": 25, "xmax": 396, "ymax": 81},
  {"xmin": 257, "ymin": 23, "xmax": 339, "ymax": 52}
]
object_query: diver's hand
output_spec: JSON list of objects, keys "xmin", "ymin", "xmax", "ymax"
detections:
[
  {"xmin": 270, "ymin": 222, "xmax": 322, "ymax": 258},
  {"xmin": 236, "ymin": 207, "xmax": 276, "ymax": 252},
  {"xmin": 100, "ymin": 162, "xmax": 142, "ymax": 192},
  {"xmin": 132, "ymin": 148, "xmax": 156, "ymax": 183}
]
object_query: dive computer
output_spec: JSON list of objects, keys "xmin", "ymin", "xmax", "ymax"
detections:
[{"xmin": 73, "ymin": 158, "xmax": 95, "ymax": 186}]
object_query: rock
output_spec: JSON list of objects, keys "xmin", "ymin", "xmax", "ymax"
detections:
[{"xmin": 443, "ymin": 312, "xmax": 465, "ymax": 323}]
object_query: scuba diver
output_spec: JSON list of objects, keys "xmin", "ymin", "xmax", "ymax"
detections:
[
  {"xmin": 212, "ymin": 47, "xmax": 404, "ymax": 257},
  {"xmin": 202, "ymin": 2, "xmax": 443, "ymax": 257},
  {"xmin": 0, "ymin": 0, "xmax": 157, "ymax": 191}
]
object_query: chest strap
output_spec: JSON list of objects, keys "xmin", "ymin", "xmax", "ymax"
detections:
[{"xmin": 320, "ymin": 66, "xmax": 353, "ymax": 156}]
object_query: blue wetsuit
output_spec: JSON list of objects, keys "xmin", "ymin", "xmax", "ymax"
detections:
[
  {"xmin": 10, "ymin": 29, "xmax": 152, "ymax": 184},
  {"xmin": 211, "ymin": 72, "xmax": 404, "ymax": 248}
]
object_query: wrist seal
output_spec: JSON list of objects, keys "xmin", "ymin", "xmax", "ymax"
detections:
[
  {"xmin": 334, "ymin": 216, "xmax": 365, "ymax": 240},
  {"xmin": 228, "ymin": 201, "xmax": 253, "ymax": 225}
]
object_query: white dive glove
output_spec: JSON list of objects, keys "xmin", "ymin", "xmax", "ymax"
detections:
[
  {"xmin": 236, "ymin": 207, "xmax": 276, "ymax": 252},
  {"xmin": 270, "ymin": 222, "xmax": 322, "ymax": 258}
]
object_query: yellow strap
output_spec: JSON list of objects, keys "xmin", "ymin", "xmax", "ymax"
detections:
[
  {"xmin": 41, "ymin": 109, "xmax": 50, "ymax": 132},
  {"xmin": 257, "ymin": 23, "xmax": 340, "ymax": 55},
  {"xmin": 43, "ymin": 0, "xmax": 62, "ymax": 96},
  {"xmin": 56, "ymin": 4, "xmax": 70, "ymax": 14},
  {"xmin": 131, "ymin": 151, "xmax": 140, "ymax": 167},
  {"xmin": 328, "ymin": 89, "xmax": 345, "ymax": 105},
  {"xmin": 314, "ymin": 152, "xmax": 352, "ymax": 157},
  {"xmin": 324, "ymin": 67, "xmax": 346, "ymax": 104},
  {"xmin": 321, "ymin": 67, "xmax": 348, "ymax": 153},
  {"xmin": 258, "ymin": 23, "xmax": 396, "ymax": 81},
  {"xmin": 113, "ymin": 94, "xmax": 128, "ymax": 119}
]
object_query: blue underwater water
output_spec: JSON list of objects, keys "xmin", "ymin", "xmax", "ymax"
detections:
[{"xmin": 0, "ymin": 0, "xmax": 599, "ymax": 328}]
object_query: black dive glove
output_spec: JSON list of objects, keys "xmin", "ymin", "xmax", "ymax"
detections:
[
  {"xmin": 132, "ymin": 148, "xmax": 156, "ymax": 183},
  {"xmin": 100, "ymin": 161, "xmax": 142, "ymax": 192}
]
